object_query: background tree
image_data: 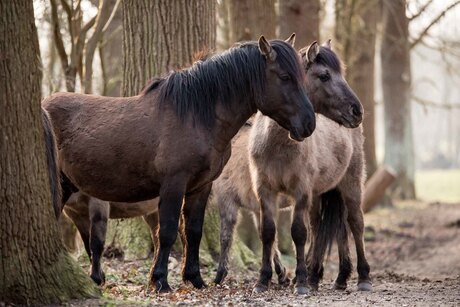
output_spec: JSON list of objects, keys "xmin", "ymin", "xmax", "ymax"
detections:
[
  {"xmin": 278, "ymin": 0, "xmax": 320, "ymax": 48},
  {"xmin": 0, "ymin": 1, "xmax": 98, "ymax": 304},
  {"xmin": 106, "ymin": 0, "xmax": 218, "ymax": 260},
  {"xmin": 381, "ymin": 0, "xmax": 416, "ymax": 199},
  {"xmin": 335, "ymin": 0, "xmax": 379, "ymax": 177}
]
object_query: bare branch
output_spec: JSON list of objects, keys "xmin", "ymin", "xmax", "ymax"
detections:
[
  {"xmin": 102, "ymin": 0, "xmax": 121, "ymax": 34},
  {"xmin": 408, "ymin": 0, "xmax": 434, "ymax": 21},
  {"xmin": 83, "ymin": 0, "xmax": 117, "ymax": 93},
  {"xmin": 50, "ymin": 0, "xmax": 69, "ymax": 72},
  {"xmin": 412, "ymin": 95, "xmax": 460, "ymax": 109},
  {"xmin": 410, "ymin": 1, "xmax": 460, "ymax": 49},
  {"xmin": 59, "ymin": 0, "xmax": 72, "ymax": 17}
]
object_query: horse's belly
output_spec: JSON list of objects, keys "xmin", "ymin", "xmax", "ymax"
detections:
[{"xmin": 109, "ymin": 198, "xmax": 159, "ymax": 219}]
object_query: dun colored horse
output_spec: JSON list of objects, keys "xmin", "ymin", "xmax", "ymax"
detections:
[
  {"xmin": 249, "ymin": 41, "xmax": 371, "ymax": 294},
  {"xmin": 44, "ymin": 35, "xmax": 315, "ymax": 291}
]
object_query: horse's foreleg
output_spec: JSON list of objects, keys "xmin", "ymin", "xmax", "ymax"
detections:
[
  {"xmin": 253, "ymin": 187, "xmax": 277, "ymax": 293},
  {"xmin": 150, "ymin": 179, "xmax": 187, "ymax": 292},
  {"xmin": 181, "ymin": 183, "xmax": 212, "ymax": 289},
  {"xmin": 345, "ymin": 195, "xmax": 372, "ymax": 291},
  {"xmin": 291, "ymin": 195, "xmax": 309, "ymax": 295},
  {"xmin": 214, "ymin": 197, "xmax": 238, "ymax": 285},
  {"xmin": 88, "ymin": 197, "xmax": 110, "ymax": 285}
]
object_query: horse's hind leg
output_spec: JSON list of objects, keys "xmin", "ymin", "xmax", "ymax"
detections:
[
  {"xmin": 181, "ymin": 183, "xmax": 212, "ymax": 289},
  {"xmin": 341, "ymin": 191, "xmax": 372, "ymax": 291},
  {"xmin": 63, "ymin": 207, "xmax": 91, "ymax": 259},
  {"xmin": 333, "ymin": 220, "xmax": 352, "ymax": 290},
  {"xmin": 214, "ymin": 197, "xmax": 238, "ymax": 284},
  {"xmin": 88, "ymin": 197, "xmax": 110, "ymax": 285},
  {"xmin": 143, "ymin": 211, "xmax": 160, "ymax": 258}
]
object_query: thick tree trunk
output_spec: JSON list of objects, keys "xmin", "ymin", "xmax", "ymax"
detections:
[
  {"xmin": 335, "ymin": 0, "xmax": 379, "ymax": 177},
  {"xmin": 278, "ymin": 0, "xmax": 320, "ymax": 47},
  {"xmin": 227, "ymin": 0, "xmax": 276, "ymax": 43},
  {"xmin": 118, "ymin": 0, "xmax": 217, "ymax": 259},
  {"xmin": 0, "ymin": 1, "xmax": 98, "ymax": 304},
  {"xmin": 381, "ymin": 0, "xmax": 416, "ymax": 199}
]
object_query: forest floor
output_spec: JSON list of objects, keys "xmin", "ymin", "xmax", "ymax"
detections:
[{"xmin": 66, "ymin": 200, "xmax": 460, "ymax": 306}]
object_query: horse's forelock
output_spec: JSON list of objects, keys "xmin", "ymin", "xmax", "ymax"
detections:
[
  {"xmin": 314, "ymin": 47, "xmax": 343, "ymax": 74},
  {"xmin": 270, "ymin": 40, "xmax": 306, "ymax": 85}
]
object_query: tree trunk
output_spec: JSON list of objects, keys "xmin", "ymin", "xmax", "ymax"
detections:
[
  {"xmin": 0, "ymin": 1, "xmax": 98, "ymax": 304},
  {"xmin": 381, "ymin": 0, "xmax": 416, "ymax": 199},
  {"xmin": 335, "ymin": 0, "xmax": 379, "ymax": 177},
  {"xmin": 227, "ymin": 0, "xmax": 276, "ymax": 43},
  {"xmin": 278, "ymin": 0, "xmax": 320, "ymax": 47},
  {"xmin": 118, "ymin": 0, "xmax": 216, "ymax": 259}
]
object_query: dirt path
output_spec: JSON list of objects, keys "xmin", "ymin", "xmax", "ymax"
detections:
[{"xmin": 69, "ymin": 201, "xmax": 460, "ymax": 306}]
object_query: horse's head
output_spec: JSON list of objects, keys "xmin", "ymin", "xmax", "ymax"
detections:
[
  {"xmin": 256, "ymin": 35, "xmax": 316, "ymax": 141},
  {"xmin": 301, "ymin": 40, "xmax": 363, "ymax": 128}
]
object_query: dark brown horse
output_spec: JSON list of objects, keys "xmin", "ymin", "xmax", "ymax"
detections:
[
  {"xmin": 43, "ymin": 35, "xmax": 315, "ymax": 292},
  {"xmin": 249, "ymin": 41, "xmax": 371, "ymax": 294}
]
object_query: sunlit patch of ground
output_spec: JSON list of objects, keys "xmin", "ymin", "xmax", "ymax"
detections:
[
  {"xmin": 416, "ymin": 168, "xmax": 460, "ymax": 203},
  {"xmin": 67, "ymin": 201, "xmax": 460, "ymax": 306}
]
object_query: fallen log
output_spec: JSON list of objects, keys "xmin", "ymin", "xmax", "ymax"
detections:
[{"xmin": 363, "ymin": 165, "xmax": 397, "ymax": 213}]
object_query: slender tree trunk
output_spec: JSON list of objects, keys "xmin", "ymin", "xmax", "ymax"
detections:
[
  {"xmin": 335, "ymin": 0, "xmax": 379, "ymax": 177},
  {"xmin": 117, "ymin": 0, "xmax": 217, "ymax": 259},
  {"xmin": 381, "ymin": 0, "xmax": 416, "ymax": 199},
  {"xmin": 227, "ymin": 0, "xmax": 276, "ymax": 43},
  {"xmin": 278, "ymin": 0, "xmax": 320, "ymax": 47},
  {"xmin": 0, "ymin": 1, "xmax": 98, "ymax": 304}
]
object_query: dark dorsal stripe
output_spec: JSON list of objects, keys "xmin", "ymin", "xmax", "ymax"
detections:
[{"xmin": 142, "ymin": 40, "xmax": 304, "ymax": 128}]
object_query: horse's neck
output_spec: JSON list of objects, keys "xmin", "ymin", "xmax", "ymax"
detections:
[
  {"xmin": 257, "ymin": 113, "xmax": 303, "ymax": 148},
  {"xmin": 212, "ymin": 100, "xmax": 256, "ymax": 152}
]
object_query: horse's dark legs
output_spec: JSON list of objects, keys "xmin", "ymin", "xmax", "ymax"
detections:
[
  {"xmin": 88, "ymin": 197, "xmax": 110, "ymax": 285},
  {"xmin": 306, "ymin": 198, "xmax": 324, "ymax": 291},
  {"xmin": 254, "ymin": 188, "xmax": 277, "ymax": 293},
  {"xmin": 291, "ymin": 195, "xmax": 309, "ymax": 295},
  {"xmin": 143, "ymin": 211, "xmax": 160, "ymax": 258},
  {"xmin": 333, "ymin": 223, "xmax": 352, "ymax": 290},
  {"xmin": 181, "ymin": 183, "xmax": 212, "ymax": 289},
  {"xmin": 61, "ymin": 172, "xmax": 78, "ymax": 204},
  {"xmin": 150, "ymin": 180, "xmax": 186, "ymax": 292},
  {"xmin": 346, "ymin": 200, "xmax": 372, "ymax": 291},
  {"xmin": 63, "ymin": 207, "xmax": 91, "ymax": 259},
  {"xmin": 214, "ymin": 197, "xmax": 238, "ymax": 284}
]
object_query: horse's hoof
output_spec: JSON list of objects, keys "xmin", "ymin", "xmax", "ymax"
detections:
[
  {"xmin": 90, "ymin": 272, "xmax": 105, "ymax": 286},
  {"xmin": 184, "ymin": 274, "xmax": 206, "ymax": 289},
  {"xmin": 294, "ymin": 286, "xmax": 310, "ymax": 295},
  {"xmin": 333, "ymin": 282, "xmax": 347, "ymax": 291},
  {"xmin": 357, "ymin": 281, "xmax": 373, "ymax": 291},
  {"xmin": 214, "ymin": 269, "xmax": 227, "ymax": 285},
  {"xmin": 278, "ymin": 275, "xmax": 291, "ymax": 287},
  {"xmin": 155, "ymin": 280, "xmax": 172, "ymax": 293},
  {"xmin": 253, "ymin": 283, "xmax": 269, "ymax": 293}
]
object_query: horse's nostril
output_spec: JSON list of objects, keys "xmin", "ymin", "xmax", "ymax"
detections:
[{"xmin": 352, "ymin": 105, "xmax": 362, "ymax": 117}]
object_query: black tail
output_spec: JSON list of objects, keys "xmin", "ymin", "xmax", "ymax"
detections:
[
  {"xmin": 311, "ymin": 188, "xmax": 347, "ymax": 272},
  {"xmin": 41, "ymin": 107, "xmax": 62, "ymax": 219}
]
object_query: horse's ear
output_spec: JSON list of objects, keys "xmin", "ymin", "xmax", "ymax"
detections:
[
  {"xmin": 258, "ymin": 36, "xmax": 277, "ymax": 62},
  {"xmin": 322, "ymin": 39, "xmax": 332, "ymax": 50},
  {"xmin": 306, "ymin": 41, "xmax": 320, "ymax": 63},
  {"xmin": 285, "ymin": 33, "xmax": 296, "ymax": 47}
]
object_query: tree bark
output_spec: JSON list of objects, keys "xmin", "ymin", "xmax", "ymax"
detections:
[
  {"xmin": 335, "ymin": 0, "xmax": 379, "ymax": 177},
  {"xmin": 118, "ymin": 0, "xmax": 216, "ymax": 259},
  {"xmin": 278, "ymin": 0, "xmax": 320, "ymax": 47},
  {"xmin": 227, "ymin": 0, "xmax": 276, "ymax": 44},
  {"xmin": 0, "ymin": 1, "xmax": 98, "ymax": 304},
  {"xmin": 381, "ymin": 0, "xmax": 416, "ymax": 199},
  {"xmin": 362, "ymin": 166, "xmax": 397, "ymax": 213}
]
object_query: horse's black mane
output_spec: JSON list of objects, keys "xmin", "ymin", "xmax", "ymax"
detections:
[
  {"xmin": 309, "ymin": 46, "xmax": 342, "ymax": 73},
  {"xmin": 142, "ymin": 40, "xmax": 304, "ymax": 127}
]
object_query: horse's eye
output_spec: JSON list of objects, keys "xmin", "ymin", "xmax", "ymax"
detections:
[
  {"xmin": 279, "ymin": 74, "xmax": 291, "ymax": 81},
  {"xmin": 319, "ymin": 73, "xmax": 330, "ymax": 82}
]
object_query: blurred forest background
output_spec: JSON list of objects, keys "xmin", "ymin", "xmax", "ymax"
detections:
[
  {"xmin": 2, "ymin": 0, "xmax": 460, "ymax": 305},
  {"xmin": 30, "ymin": 0, "xmax": 460, "ymax": 263}
]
